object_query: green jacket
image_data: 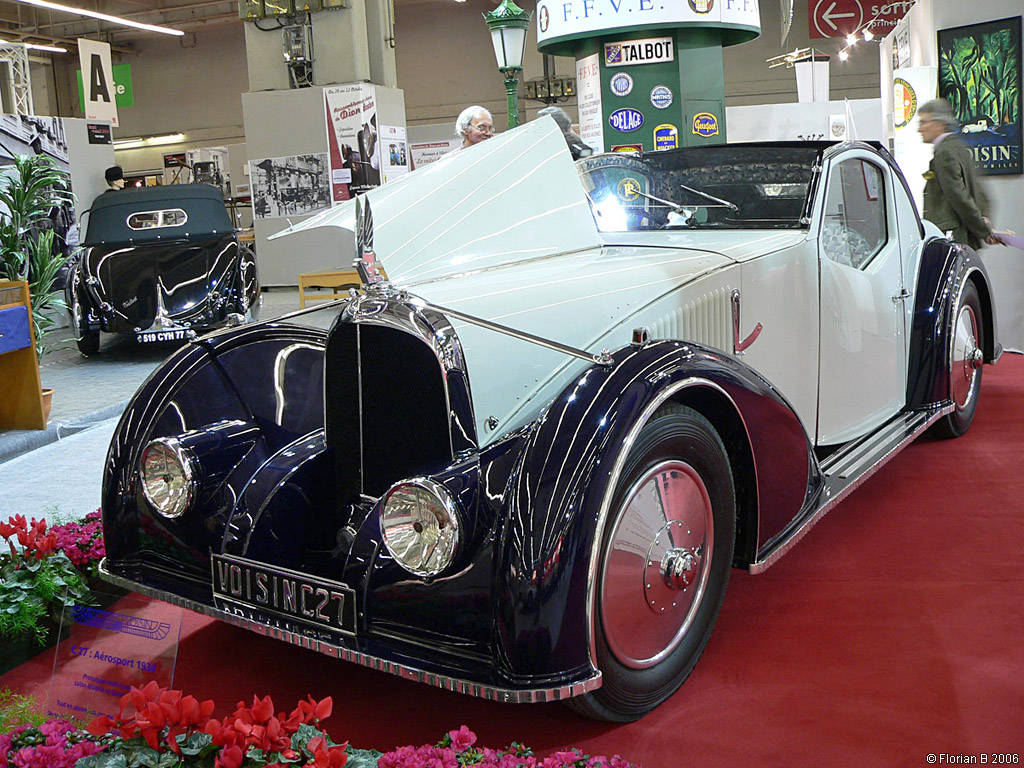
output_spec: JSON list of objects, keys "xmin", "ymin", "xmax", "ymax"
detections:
[{"xmin": 922, "ymin": 133, "xmax": 991, "ymax": 250}]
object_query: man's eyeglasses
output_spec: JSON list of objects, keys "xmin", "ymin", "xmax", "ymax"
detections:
[{"xmin": 471, "ymin": 124, "xmax": 494, "ymax": 134}]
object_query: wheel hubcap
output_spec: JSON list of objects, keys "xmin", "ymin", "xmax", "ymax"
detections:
[
  {"xmin": 601, "ymin": 460, "xmax": 714, "ymax": 669},
  {"xmin": 951, "ymin": 303, "xmax": 980, "ymax": 411}
]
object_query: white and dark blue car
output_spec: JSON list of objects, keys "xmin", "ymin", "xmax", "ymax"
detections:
[{"xmin": 98, "ymin": 119, "xmax": 998, "ymax": 721}]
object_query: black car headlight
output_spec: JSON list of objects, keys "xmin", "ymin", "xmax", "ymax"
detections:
[
  {"xmin": 139, "ymin": 437, "xmax": 197, "ymax": 518},
  {"xmin": 380, "ymin": 479, "xmax": 461, "ymax": 577}
]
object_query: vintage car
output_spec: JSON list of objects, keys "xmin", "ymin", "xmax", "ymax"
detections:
[
  {"xmin": 65, "ymin": 184, "xmax": 260, "ymax": 355},
  {"xmin": 98, "ymin": 120, "xmax": 999, "ymax": 721}
]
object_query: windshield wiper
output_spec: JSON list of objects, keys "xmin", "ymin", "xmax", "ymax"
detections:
[{"xmin": 678, "ymin": 183, "xmax": 739, "ymax": 212}]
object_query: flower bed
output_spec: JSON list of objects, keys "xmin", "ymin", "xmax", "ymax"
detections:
[{"xmin": 0, "ymin": 685, "xmax": 642, "ymax": 768}]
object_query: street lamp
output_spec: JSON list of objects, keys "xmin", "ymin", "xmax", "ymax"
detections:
[{"xmin": 483, "ymin": 0, "xmax": 532, "ymax": 130}]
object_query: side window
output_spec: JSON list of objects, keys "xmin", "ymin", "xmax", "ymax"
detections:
[{"xmin": 821, "ymin": 159, "xmax": 887, "ymax": 269}]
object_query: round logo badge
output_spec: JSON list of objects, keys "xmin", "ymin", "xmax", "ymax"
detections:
[
  {"xmin": 617, "ymin": 178, "xmax": 642, "ymax": 201},
  {"xmin": 609, "ymin": 108, "xmax": 644, "ymax": 133},
  {"xmin": 610, "ymin": 72, "xmax": 634, "ymax": 97},
  {"xmin": 688, "ymin": 0, "xmax": 713, "ymax": 12},
  {"xmin": 893, "ymin": 77, "xmax": 917, "ymax": 128},
  {"xmin": 650, "ymin": 85, "xmax": 674, "ymax": 110}
]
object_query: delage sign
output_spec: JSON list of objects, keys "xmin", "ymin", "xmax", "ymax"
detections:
[{"xmin": 537, "ymin": 0, "xmax": 760, "ymax": 55}]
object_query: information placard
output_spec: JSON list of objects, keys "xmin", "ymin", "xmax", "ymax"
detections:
[{"xmin": 47, "ymin": 592, "xmax": 183, "ymax": 723}]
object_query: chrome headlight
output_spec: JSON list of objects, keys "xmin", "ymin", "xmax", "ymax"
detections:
[
  {"xmin": 380, "ymin": 479, "xmax": 461, "ymax": 577},
  {"xmin": 139, "ymin": 437, "xmax": 197, "ymax": 519}
]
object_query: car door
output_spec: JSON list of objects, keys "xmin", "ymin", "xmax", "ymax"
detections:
[{"xmin": 816, "ymin": 150, "xmax": 908, "ymax": 445}]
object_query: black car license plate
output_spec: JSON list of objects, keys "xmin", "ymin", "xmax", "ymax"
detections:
[
  {"xmin": 136, "ymin": 328, "xmax": 196, "ymax": 344},
  {"xmin": 211, "ymin": 553, "xmax": 356, "ymax": 637}
]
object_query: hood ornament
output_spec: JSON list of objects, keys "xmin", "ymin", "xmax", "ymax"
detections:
[{"xmin": 353, "ymin": 196, "xmax": 385, "ymax": 286}]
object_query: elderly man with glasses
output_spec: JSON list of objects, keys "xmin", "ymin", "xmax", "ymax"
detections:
[
  {"xmin": 455, "ymin": 106, "xmax": 494, "ymax": 150},
  {"xmin": 918, "ymin": 98, "xmax": 1000, "ymax": 250}
]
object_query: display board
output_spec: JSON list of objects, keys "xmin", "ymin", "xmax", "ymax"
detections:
[{"xmin": 938, "ymin": 16, "xmax": 1023, "ymax": 175}]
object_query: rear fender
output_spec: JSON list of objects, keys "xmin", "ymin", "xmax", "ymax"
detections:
[{"xmin": 907, "ymin": 238, "xmax": 998, "ymax": 408}]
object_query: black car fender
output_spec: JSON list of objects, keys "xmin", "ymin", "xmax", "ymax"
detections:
[
  {"xmin": 906, "ymin": 237, "xmax": 999, "ymax": 409},
  {"xmin": 492, "ymin": 339, "xmax": 814, "ymax": 682}
]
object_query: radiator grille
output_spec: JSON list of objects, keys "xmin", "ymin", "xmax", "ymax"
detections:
[
  {"xmin": 649, "ymin": 286, "xmax": 732, "ymax": 352},
  {"xmin": 325, "ymin": 322, "xmax": 451, "ymax": 504}
]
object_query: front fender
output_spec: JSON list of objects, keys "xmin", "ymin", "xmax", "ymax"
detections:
[{"xmin": 494, "ymin": 340, "xmax": 813, "ymax": 682}]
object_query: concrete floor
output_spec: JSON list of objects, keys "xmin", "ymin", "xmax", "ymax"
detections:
[{"xmin": 0, "ymin": 288, "xmax": 304, "ymax": 523}]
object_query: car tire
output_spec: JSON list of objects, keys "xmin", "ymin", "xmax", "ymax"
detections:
[
  {"xmin": 567, "ymin": 403, "xmax": 735, "ymax": 721},
  {"xmin": 931, "ymin": 280, "xmax": 983, "ymax": 439},
  {"xmin": 70, "ymin": 282, "xmax": 100, "ymax": 357}
]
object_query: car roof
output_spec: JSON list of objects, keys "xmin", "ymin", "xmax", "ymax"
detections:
[{"xmin": 89, "ymin": 182, "xmax": 226, "ymax": 212}]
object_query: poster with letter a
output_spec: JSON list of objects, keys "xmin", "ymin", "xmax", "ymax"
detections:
[
  {"xmin": 938, "ymin": 16, "xmax": 1022, "ymax": 175},
  {"xmin": 78, "ymin": 39, "xmax": 118, "ymax": 127},
  {"xmin": 325, "ymin": 85, "xmax": 381, "ymax": 202}
]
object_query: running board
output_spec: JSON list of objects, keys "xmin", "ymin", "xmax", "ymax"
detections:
[{"xmin": 750, "ymin": 404, "xmax": 952, "ymax": 574}]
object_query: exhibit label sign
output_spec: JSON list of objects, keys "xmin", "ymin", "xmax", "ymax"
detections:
[
  {"xmin": 576, "ymin": 53, "xmax": 605, "ymax": 152},
  {"xmin": 537, "ymin": 0, "xmax": 759, "ymax": 54},
  {"xmin": 77, "ymin": 39, "xmax": 118, "ymax": 127},
  {"xmin": 75, "ymin": 64, "xmax": 133, "ymax": 111},
  {"xmin": 46, "ymin": 593, "xmax": 183, "ymax": 724},
  {"xmin": 938, "ymin": 16, "xmax": 1022, "ymax": 175}
]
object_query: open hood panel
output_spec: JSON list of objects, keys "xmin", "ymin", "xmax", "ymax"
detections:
[{"xmin": 272, "ymin": 119, "xmax": 602, "ymax": 285}]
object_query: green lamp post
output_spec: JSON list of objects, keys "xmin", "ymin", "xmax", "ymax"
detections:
[{"xmin": 483, "ymin": 0, "xmax": 532, "ymax": 130}]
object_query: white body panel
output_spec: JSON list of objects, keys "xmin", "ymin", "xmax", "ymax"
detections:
[{"xmin": 279, "ymin": 125, "xmax": 934, "ymax": 452}]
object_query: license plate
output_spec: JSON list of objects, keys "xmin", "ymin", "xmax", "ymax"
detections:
[
  {"xmin": 211, "ymin": 553, "xmax": 356, "ymax": 637},
  {"xmin": 136, "ymin": 328, "xmax": 195, "ymax": 344}
]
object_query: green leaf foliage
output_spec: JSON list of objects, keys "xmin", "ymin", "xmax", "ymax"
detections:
[{"xmin": 0, "ymin": 154, "xmax": 76, "ymax": 356}]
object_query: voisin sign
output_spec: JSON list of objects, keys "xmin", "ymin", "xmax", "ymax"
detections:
[{"xmin": 537, "ymin": 0, "xmax": 760, "ymax": 54}]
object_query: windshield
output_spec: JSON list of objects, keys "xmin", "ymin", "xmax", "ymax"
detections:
[{"xmin": 577, "ymin": 145, "xmax": 821, "ymax": 232}]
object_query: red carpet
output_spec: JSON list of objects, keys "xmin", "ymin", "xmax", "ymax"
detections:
[{"xmin": 4, "ymin": 355, "xmax": 1023, "ymax": 767}]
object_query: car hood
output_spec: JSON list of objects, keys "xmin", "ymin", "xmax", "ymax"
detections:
[
  {"xmin": 409, "ymin": 243, "xmax": 734, "ymax": 441},
  {"xmin": 272, "ymin": 118, "xmax": 602, "ymax": 284}
]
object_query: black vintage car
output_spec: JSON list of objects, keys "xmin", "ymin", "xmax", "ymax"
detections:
[{"xmin": 66, "ymin": 184, "xmax": 260, "ymax": 355}]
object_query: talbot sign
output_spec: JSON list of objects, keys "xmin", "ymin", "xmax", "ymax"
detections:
[{"xmin": 605, "ymin": 37, "xmax": 674, "ymax": 67}]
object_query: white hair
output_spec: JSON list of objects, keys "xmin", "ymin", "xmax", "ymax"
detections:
[{"xmin": 455, "ymin": 106, "xmax": 492, "ymax": 138}]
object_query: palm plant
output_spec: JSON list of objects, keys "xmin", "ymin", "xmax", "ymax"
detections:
[{"xmin": 0, "ymin": 155, "xmax": 74, "ymax": 356}]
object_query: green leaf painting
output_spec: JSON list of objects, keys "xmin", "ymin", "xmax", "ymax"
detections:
[{"xmin": 938, "ymin": 16, "xmax": 1023, "ymax": 175}]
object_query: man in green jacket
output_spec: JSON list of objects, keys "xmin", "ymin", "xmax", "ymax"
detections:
[{"xmin": 918, "ymin": 99, "xmax": 1000, "ymax": 250}]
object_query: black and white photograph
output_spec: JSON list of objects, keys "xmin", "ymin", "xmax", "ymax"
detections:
[{"xmin": 248, "ymin": 152, "xmax": 330, "ymax": 220}]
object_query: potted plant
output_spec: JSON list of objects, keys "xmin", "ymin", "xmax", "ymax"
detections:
[{"xmin": 0, "ymin": 154, "xmax": 75, "ymax": 360}]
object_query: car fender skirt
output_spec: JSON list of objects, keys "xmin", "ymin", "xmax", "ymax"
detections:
[{"xmin": 494, "ymin": 340, "xmax": 811, "ymax": 679}]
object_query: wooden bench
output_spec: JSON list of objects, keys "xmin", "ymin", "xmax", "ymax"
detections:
[{"xmin": 297, "ymin": 270, "xmax": 363, "ymax": 308}]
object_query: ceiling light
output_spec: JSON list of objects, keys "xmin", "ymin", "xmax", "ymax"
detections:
[
  {"xmin": 862, "ymin": 28, "xmax": 874, "ymax": 41},
  {"xmin": 14, "ymin": 0, "xmax": 184, "ymax": 36},
  {"xmin": 838, "ymin": 49, "xmax": 850, "ymax": 61},
  {"xmin": 26, "ymin": 42, "xmax": 67, "ymax": 52},
  {"xmin": 113, "ymin": 132, "xmax": 185, "ymax": 149},
  {"xmin": 845, "ymin": 33, "xmax": 857, "ymax": 45}
]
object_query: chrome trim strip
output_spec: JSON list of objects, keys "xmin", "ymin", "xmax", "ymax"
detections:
[
  {"xmin": 98, "ymin": 560, "xmax": 601, "ymax": 704},
  {"xmin": 822, "ymin": 411, "xmax": 930, "ymax": 479},
  {"xmin": 423, "ymin": 300, "xmax": 613, "ymax": 367},
  {"xmin": 585, "ymin": 375, "xmax": 754, "ymax": 672},
  {"xmin": 730, "ymin": 289, "xmax": 762, "ymax": 355},
  {"xmin": 750, "ymin": 404, "xmax": 951, "ymax": 574}
]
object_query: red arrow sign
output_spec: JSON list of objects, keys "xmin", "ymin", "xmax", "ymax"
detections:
[
  {"xmin": 810, "ymin": 0, "xmax": 862, "ymax": 38},
  {"xmin": 810, "ymin": 0, "xmax": 914, "ymax": 40}
]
